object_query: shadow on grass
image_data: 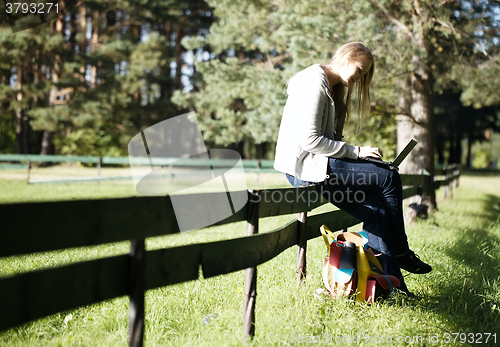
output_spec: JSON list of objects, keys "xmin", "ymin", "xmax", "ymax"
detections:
[{"xmin": 416, "ymin": 193, "xmax": 500, "ymax": 334}]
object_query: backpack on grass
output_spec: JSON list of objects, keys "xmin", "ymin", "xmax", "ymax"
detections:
[{"xmin": 320, "ymin": 225, "xmax": 400, "ymax": 303}]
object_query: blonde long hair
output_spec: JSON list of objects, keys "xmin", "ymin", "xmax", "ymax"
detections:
[{"xmin": 327, "ymin": 42, "xmax": 374, "ymax": 134}]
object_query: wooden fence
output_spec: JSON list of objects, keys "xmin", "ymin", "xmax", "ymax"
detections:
[
  {"xmin": 0, "ymin": 154, "xmax": 276, "ymax": 183},
  {"xmin": 0, "ymin": 165, "xmax": 460, "ymax": 346}
]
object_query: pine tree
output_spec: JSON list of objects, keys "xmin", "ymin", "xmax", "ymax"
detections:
[{"xmin": 0, "ymin": 0, "xmax": 213, "ymax": 156}]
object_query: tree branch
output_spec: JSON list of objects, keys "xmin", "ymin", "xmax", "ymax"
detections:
[
  {"xmin": 436, "ymin": 0, "xmax": 455, "ymax": 8},
  {"xmin": 371, "ymin": 103, "xmax": 423, "ymax": 126},
  {"xmin": 431, "ymin": 18, "xmax": 500, "ymax": 70},
  {"xmin": 367, "ymin": 0, "xmax": 413, "ymax": 38}
]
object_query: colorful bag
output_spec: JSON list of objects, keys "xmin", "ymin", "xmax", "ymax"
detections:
[{"xmin": 320, "ymin": 225, "xmax": 400, "ymax": 303}]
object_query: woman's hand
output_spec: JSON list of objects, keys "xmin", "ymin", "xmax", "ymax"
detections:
[{"xmin": 359, "ymin": 146, "xmax": 383, "ymax": 159}]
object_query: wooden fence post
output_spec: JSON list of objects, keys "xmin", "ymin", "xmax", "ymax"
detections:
[
  {"xmin": 448, "ymin": 166, "xmax": 453, "ymax": 198},
  {"xmin": 296, "ymin": 211, "xmax": 307, "ymax": 285},
  {"xmin": 443, "ymin": 166, "xmax": 449, "ymax": 199},
  {"xmin": 97, "ymin": 156, "xmax": 102, "ymax": 176},
  {"xmin": 97, "ymin": 156, "xmax": 102, "ymax": 185},
  {"xmin": 129, "ymin": 239, "xmax": 145, "ymax": 347},
  {"xmin": 455, "ymin": 165, "xmax": 460, "ymax": 188},
  {"xmin": 243, "ymin": 190, "xmax": 259, "ymax": 341},
  {"xmin": 168, "ymin": 164, "xmax": 173, "ymax": 188},
  {"xmin": 26, "ymin": 160, "xmax": 31, "ymax": 183}
]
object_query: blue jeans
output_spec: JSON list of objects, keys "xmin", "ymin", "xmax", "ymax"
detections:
[
  {"xmin": 286, "ymin": 173, "xmax": 314, "ymax": 187},
  {"xmin": 288, "ymin": 158, "xmax": 410, "ymax": 291}
]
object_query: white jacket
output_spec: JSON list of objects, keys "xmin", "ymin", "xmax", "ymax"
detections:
[{"xmin": 274, "ymin": 64, "xmax": 359, "ymax": 183}]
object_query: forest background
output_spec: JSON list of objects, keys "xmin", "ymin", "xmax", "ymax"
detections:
[{"xmin": 0, "ymin": 0, "xmax": 499, "ymax": 172}]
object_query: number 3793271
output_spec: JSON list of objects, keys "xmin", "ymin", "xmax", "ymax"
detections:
[
  {"xmin": 6, "ymin": 2, "xmax": 59, "ymax": 14},
  {"xmin": 443, "ymin": 333, "xmax": 496, "ymax": 344}
]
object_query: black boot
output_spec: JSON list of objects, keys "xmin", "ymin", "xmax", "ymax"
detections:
[{"xmin": 398, "ymin": 250, "xmax": 432, "ymax": 274}]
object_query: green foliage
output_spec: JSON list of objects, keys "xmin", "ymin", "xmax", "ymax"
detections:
[
  {"xmin": 53, "ymin": 129, "xmax": 126, "ymax": 157},
  {"xmin": 473, "ymin": 149, "xmax": 490, "ymax": 169},
  {"xmin": 0, "ymin": 112, "xmax": 16, "ymax": 153},
  {"xmin": 1, "ymin": 0, "xmax": 499, "ymax": 161},
  {"xmin": 345, "ymin": 109, "xmax": 398, "ymax": 158},
  {"xmin": 459, "ymin": 55, "xmax": 500, "ymax": 108},
  {"xmin": 175, "ymin": 0, "xmax": 381, "ymax": 149},
  {"xmin": 0, "ymin": 0, "xmax": 213, "ymax": 155},
  {"xmin": 173, "ymin": 0, "xmax": 500, "ymax": 170},
  {"xmin": 471, "ymin": 133, "xmax": 500, "ymax": 169}
]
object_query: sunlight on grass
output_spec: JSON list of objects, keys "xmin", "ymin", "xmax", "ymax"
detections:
[{"xmin": 0, "ymin": 171, "xmax": 499, "ymax": 346}]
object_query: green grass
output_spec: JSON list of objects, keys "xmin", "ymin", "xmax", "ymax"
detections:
[{"xmin": 0, "ymin": 170, "xmax": 499, "ymax": 346}]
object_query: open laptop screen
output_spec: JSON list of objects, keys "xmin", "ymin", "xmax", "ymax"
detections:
[{"xmin": 392, "ymin": 139, "xmax": 417, "ymax": 167}]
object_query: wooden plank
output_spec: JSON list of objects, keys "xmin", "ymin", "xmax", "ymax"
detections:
[
  {"xmin": 258, "ymin": 160, "xmax": 275, "ymax": 169},
  {"xmin": 102, "ymin": 156, "xmax": 136, "ymax": 165},
  {"xmin": 0, "ymin": 154, "xmax": 30, "ymax": 161},
  {"xmin": 1, "ymin": 176, "xmax": 431, "ymax": 258},
  {"xmin": 403, "ymin": 186, "xmax": 420, "ymax": 199},
  {"xmin": 145, "ymin": 244, "xmax": 202, "ymax": 290},
  {"xmin": 241, "ymin": 160, "xmax": 259, "ymax": 169},
  {"xmin": 258, "ymin": 186, "xmax": 328, "ymax": 218},
  {"xmin": 0, "ymin": 163, "xmax": 28, "ymax": 169},
  {"xmin": 400, "ymin": 174, "xmax": 425, "ymax": 186},
  {"xmin": 0, "ymin": 191, "xmax": 254, "ymax": 257},
  {"xmin": 201, "ymin": 219, "xmax": 298, "ymax": 278},
  {"xmin": 306, "ymin": 210, "xmax": 360, "ymax": 240},
  {"xmin": 0, "ymin": 196, "xmax": 180, "ymax": 257},
  {"xmin": 28, "ymin": 176, "xmax": 134, "ymax": 184},
  {"xmin": 0, "ymin": 254, "xmax": 129, "ymax": 332},
  {"xmin": 0, "ymin": 185, "xmax": 361, "ymax": 258},
  {"xmin": 0, "ymin": 154, "xmax": 100, "ymax": 164},
  {"xmin": 203, "ymin": 199, "xmax": 248, "ymax": 228}
]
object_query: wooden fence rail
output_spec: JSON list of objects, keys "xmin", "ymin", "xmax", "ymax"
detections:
[
  {"xmin": 0, "ymin": 153, "xmax": 275, "ymax": 170},
  {"xmin": 0, "ymin": 167, "xmax": 460, "ymax": 346},
  {"xmin": 0, "ymin": 153, "xmax": 277, "ymax": 183}
]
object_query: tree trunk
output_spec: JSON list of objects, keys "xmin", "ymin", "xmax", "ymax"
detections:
[
  {"xmin": 15, "ymin": 65, "xmax": 23, "ymax": 154},
  {"xmin": 396, "ymin": 76, "xmax": 422, "ymax": 206},
  {"xmin": 23, "ymin": 56, "xmax": 38, "ymax": 155},
  {"xmin": 40, "ymin": 130, "xmax": 54, "ymax": 155},
  {"xmin": 79, "ymin": 4, "xmax": 88, "ymax": 84},
  {"xmin": 409, "ymin": 31, "xmax": 436, "ymax": 210},
  {"xmin": 39, "ymin": 18, "xmax": 63, "ymax": 162},
  {"xmin": 90, "ymin": 10, "xmax": 99, "ymax": 87},
  {"xmin": 15, "ymin": 109, "xmax": 23, "ymax": 154},
  {"xmin": 175, "ymin": 25, "xmax": 182, "ymax": 89},
  {"xmin": 453, "ymin": 130, "xmax": 462, "ymax": 165},
  {"xmin": 22, "ymin": 110, "xmax": 31, "ymax": 154},
  {"xmin": 396, "ymin": 76, "xmax": 412, "ymax": 162},
  {"xmin": 436, "ymin": 133, "xmax": 445, "ymax": 165},
  {"xmin": 466, "ymin": 131, "xmax": 472, "ymax": 168},
  {"xmin": 79, "ymin": 5, "xmax": 87, "ymax": 52},
  {"xmin": 447, "ymin": 128, "xmax": 455, "ymax": 164},
  {"xmin": 69, "ymin": 9, "xmax": 77, "ymax": 47}
]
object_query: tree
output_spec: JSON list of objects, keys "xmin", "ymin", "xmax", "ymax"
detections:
[
  {"xmin": 0, "ymin": 0, "xmax": 213, "ymax": 156},
  {"xmin": 371, "ymin": 0, "xmax": 500, "ymax": 208},
  {"xmin": 176, "ymin": 0, "xmax": 500, "ymax": 209},
  {"xmin": 174, "ymin": 0, "xmax": 373, "ymax": 158}
]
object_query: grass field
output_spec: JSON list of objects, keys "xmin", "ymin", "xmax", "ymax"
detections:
[{"xmin": 0, "ymin": 167, "xmax": 499, "ymax": 346}]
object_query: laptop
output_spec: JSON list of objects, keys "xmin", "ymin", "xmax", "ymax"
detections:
[{"xmin": 360, "ymin": 139, "xmax": 417, "ymax": 170}]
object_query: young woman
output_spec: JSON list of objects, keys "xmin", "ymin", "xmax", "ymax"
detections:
[{"xmin": 274, "ymin": 42, "xmax": 431, "ymax": 295}]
